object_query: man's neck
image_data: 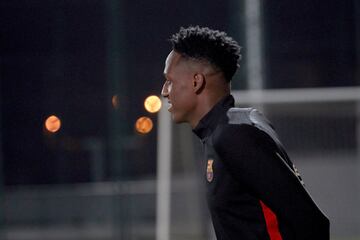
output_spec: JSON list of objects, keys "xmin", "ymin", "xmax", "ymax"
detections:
[{"xmin": 189, "ymin": 91, "xmax": 230, "ymax": 129}]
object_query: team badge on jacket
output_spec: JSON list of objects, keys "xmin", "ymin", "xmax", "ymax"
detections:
[{"xmin": 207, "ymin": 159, "xmax": 214, "ymax": 182}]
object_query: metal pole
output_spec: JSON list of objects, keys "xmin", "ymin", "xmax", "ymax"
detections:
[
  {"xmin": 245, "ymin": 0, "xmax": 264, "ymax": 90},
  {"xmin": 354, "ymin": 0, "xmax": 360, "ymax": 232},
  {"xmin": 156, "ymin": 100, "xmax": 172, "ymax": 240},
  {"xmin": 232, "ymin": 87, "xmax": 360, "ymax": 104},
  {"xmin": 245, "ymin": 0, "xmax": 265, "ymax": 113},
  {"xmin": 0, "ymin": 57, "xmax": 6, "ymax": 239},
  {"xmin": 105, "ymin": 0, "xmax": 126, "ymax": 178},
  {"xmin": 105, "ymin": 1, "xmax": 127, "ymax": 239}
]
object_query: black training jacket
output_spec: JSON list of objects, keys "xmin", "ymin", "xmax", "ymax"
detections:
[{"xmin": 193, "ymin": 95, "xmax": 329, "ymax": 240}]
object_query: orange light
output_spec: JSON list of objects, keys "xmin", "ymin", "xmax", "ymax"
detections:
[
  {"xmin": 135, "ymin": 116, "xmax": 153, "ymax": 134},
  {"xmin": 45, "ymin": 115, "xmax": 61, "ymax": 133},
  {"xmin": 112, "ymin": 95, "xmax": 119, "ymax": 109},
  {"xmin": 144, "ymin": 95, "xmax": 162, "ymax": 113}
]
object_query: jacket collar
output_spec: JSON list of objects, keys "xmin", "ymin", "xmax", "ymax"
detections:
[{"xmin": 192, "ymin": 94, "xmax": 234, "ymax": 140}]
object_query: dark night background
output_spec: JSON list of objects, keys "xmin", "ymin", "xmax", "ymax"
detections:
[{"xmin": 0, "ymin": 0, "xmax": 358, "ymax": 185}]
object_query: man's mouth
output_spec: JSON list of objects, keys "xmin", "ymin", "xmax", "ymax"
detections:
[{"xmin": 167, "ymin": 102, "xmax": 173, "ymax": 111}]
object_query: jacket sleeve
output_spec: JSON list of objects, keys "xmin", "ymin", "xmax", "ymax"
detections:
[{"xmin": 212, "ymin": 123, "xmax": 330, "ymax": 240}]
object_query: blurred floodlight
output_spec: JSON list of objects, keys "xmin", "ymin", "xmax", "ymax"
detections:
[
  {"xmin": 135, "ymin": 116, "xmax": 153, "ymax": 134},
  {"xmin": 112, "ymin": 95, "xmax": 119, "ymax": 109},
  {"xmin": 45, "ymin": 115, "xmax": 61, "ymax": 133},
  {"xmin": 144, "ymin": 95, "xmax": 162, "ymax": 113}
]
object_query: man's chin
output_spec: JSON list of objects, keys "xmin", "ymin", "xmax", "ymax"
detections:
[{"xmin": 171, "ymin": 114, "xmax": 186, "ymax": 124}]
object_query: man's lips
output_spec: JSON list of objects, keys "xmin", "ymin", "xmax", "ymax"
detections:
[{"xmin": 167, "ymin": 102, "xmax": 173, "ymax": 111}]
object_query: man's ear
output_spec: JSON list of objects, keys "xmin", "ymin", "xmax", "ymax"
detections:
[{"xmin": 193, "ymin": 73, "xmax": 205, "ymax": 93}]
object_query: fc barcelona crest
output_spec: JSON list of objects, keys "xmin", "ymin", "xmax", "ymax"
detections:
[{"xmin": 207, "ymin": 159, "xmax": 214, "ymax": 182}]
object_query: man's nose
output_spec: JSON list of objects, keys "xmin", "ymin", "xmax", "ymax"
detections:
[{"xmin": 161, "ymin": 84, "xmax": 168, "ymax": 97}]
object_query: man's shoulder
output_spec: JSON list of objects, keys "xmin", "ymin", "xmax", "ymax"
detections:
[
  {"xmin": 226, "ymin": 107, "xmax": 253, "ymax": 125},
  {"xmin": 212, "ymin": 107, "xmax": 278, "ymax": 148},
  {"xmin": 212, "ymin": 108, "xmax": 259, "ymax": 145},
  {"xmin": 226, "ymin": 107, "xmax": 274, "ymax": 129}
]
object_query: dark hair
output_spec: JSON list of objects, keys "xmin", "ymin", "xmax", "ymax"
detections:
[{"xmin": 170, "ymin": 26, "xmax": 241, "ymax": 82}]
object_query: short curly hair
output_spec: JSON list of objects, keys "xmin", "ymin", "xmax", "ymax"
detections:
[{"xmin": 170, "ymin": 26, "xmax": 241, "ymax": 82}]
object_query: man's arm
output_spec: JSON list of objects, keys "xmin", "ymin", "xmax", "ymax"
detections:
[{"xmin": 213, "ymin": 124, "xmax": 330, "ymax": 240}]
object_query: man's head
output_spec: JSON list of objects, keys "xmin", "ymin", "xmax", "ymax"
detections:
[{"xmin": 161, "ymin": 26, "xmax": 241, "ymax": 127}]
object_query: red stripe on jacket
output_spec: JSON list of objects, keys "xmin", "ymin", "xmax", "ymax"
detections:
[{"xmin": 259, "ymin": 200, "xmax": 283, "ymax": 240}]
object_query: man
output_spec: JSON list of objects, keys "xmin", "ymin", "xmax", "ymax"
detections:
[{"xmin": 161, "ymin": 26, "xmax": 329, "ymax": 240}]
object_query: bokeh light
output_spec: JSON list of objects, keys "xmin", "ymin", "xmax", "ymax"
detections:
[
  {"xmin": 144, "ymin": 95, "xmax": 162, "ymax": 113},
  {"xmin": 112, "ymin": 95, "xmax": 119, "ymax": 109},
  {"xmin": 135, "ymin": 116, "xmax": 153, "ymax": 134},
  {"xmin": 45, "ymin": 115, "xmax": 61, "ymax": 133}
]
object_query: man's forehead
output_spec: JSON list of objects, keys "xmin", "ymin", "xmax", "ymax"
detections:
[
  {"xmin": 165, "ymin": 51, "xmax": 182, "ymax": 65},
  {"xmin": 164, "ymin": 50, "xmax": 182, "ymax": 74}
]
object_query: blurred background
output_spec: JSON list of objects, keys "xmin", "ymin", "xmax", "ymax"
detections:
[{"xmin": 0, "ymin": 0, "xmax": 359, "ymax": 239}]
